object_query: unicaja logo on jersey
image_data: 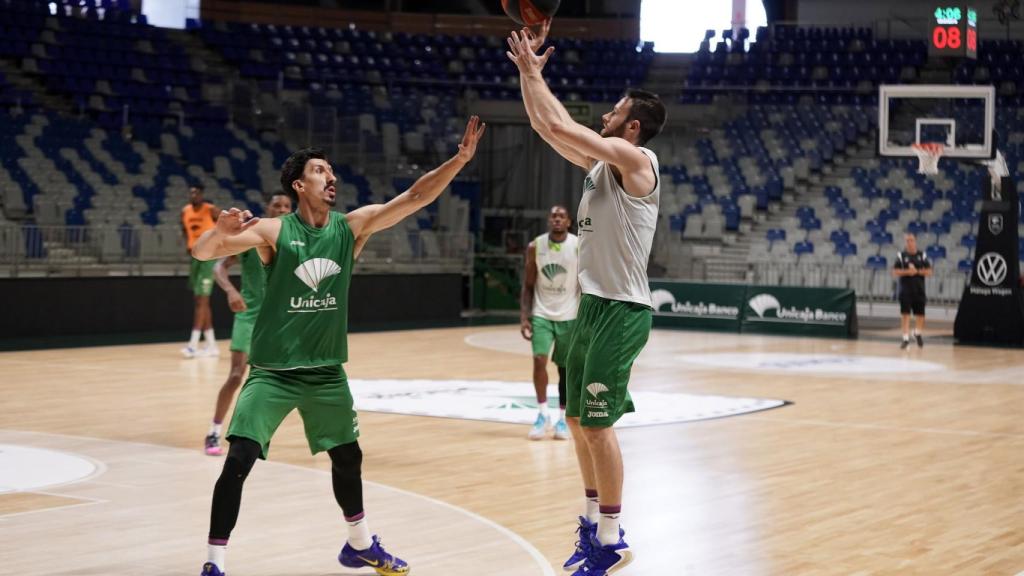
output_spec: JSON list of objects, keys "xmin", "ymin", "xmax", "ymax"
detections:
[
  {"xmin": 583, "ymin": 176, "xmax": 596, "ymax": 194},
  {"xmin": 289, "ymin": 258, "xmax": 342, "ymax": 313},
  {"xmin": 541, "ymin": 262, "xmax": 569, "ymax": 291},
  {"xmin": 294, "ymin": 258, "xmax": 341, "ymax": 291}
]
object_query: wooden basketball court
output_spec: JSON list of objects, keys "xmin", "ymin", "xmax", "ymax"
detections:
[{"xmin": 1, "ymin": 325, "xmax": 1022, "ymax": 574}]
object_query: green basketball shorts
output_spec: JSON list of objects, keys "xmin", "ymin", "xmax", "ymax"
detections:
[
  {"xmin": 227, "ymin": 364, "xmax": 359, "ymax": 458},
  {"xmin": 189, "ymin": 258, "xmax": 215, "ymax": 297},
  {"xmin": 229, "ymin": 310, "xmax": 258, "ymax": 354},
  {"xmin": 530, "ymin": 316, "xmax": 576, "ymax": 367},
  {"xmin": 565, "ymin": 294, "xmax": 652, "ymax": 428}
]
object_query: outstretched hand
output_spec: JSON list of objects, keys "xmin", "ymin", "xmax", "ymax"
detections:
[
  {"xmin": 525, "ymin": 19, "xmax": 551, "ymax": 53},
  {"xmin": 506, "ymin": 23, "xmax": 555, "ymax": 75},
  {"xmin": 455, "ymin": 115, "xmax": 487, "ymax": 164},
  {"xmin": 215, "ymin": 207, "xmax": 260, "ymax": 236}
]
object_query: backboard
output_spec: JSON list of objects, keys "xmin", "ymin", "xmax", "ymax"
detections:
[{"xmin": 878, "ymin": 84, "xmax": 995, "ymax": 159}]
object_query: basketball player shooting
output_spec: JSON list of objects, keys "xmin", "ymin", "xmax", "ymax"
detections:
[
  {"xmin": 507, "ymin": 23, "xmax": 667, "ymax": 576},
  {"xmin": 190, "ymin": 116, "xmax": 485, "ymax": 576}
]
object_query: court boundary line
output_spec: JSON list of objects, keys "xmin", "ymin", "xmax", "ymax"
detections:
[{"xmin": 0, "ymin": 429, "xmax": 557, "ymax": 576}]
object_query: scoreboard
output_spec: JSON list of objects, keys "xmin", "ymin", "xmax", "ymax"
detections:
[{"xmin": 929, "ymin": 6, "xmax": 978, "ymax": 58}]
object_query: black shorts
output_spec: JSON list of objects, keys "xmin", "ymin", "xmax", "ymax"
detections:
[{"xmin": 899, "ymin": 292, "xmax": 926, "ymax": 316}]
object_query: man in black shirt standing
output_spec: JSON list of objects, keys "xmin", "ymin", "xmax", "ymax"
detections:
[{"xmin": 892, "ymin": 233, "xmax": 932, "ymax": 348}]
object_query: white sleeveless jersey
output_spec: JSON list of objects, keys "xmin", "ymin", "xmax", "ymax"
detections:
[
  {"xmin": 576, "ymin": 147, "xmax": 660, "ymax": 308},
  {"xmin": 532, "ymin": 232, "xmax": 580, "ymax": 321}
]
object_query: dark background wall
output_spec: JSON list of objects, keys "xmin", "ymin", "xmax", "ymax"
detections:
[{"xmin": 0, "ymin": 274, "xmax": 464, "ymax": 344}]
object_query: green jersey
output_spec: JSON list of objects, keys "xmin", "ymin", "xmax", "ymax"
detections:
[
  {"xmin": 249, "ymin": 211, "xmax": 354, "ymax": 369},
  {"xmin": 238, "ymin": 248, "xmax": 266, "ymax": 314}
]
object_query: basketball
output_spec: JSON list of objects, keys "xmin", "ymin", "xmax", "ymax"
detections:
[{"xmin": 501, "ymin": 0, "xmax": 560, "ymax": 26}]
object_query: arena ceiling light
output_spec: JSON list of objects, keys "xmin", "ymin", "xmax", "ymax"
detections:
[{"xmin": 640, "ymin": 0, "xmax": 768, "ymax": 53}]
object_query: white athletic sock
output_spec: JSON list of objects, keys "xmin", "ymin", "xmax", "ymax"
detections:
[
  {"xmin": 188, "ymin": 329, "xmax": 201, "ymax": 348},
  {"xmin": 585, "ymin": 493, "xmax": 600, "ymax": 523},
  {"xmin": 346, "ymin": 513, "xmax": 373, "ymax": 550},
  {"xmin": 902, "ymin": 333, "xmax": 909, "ymax": 341},
  {"xmin": 537, "ymin": 402, "xmax": 550, "ymax": 420},
  {"xmin": 559, "ymin": 408, "xmax": 566, "ymax": 422},
  {"xmin": 208, "ymin": 422, "xmax": 222, "ymax": 436},
  {"xmin": 207, "ymin": 543, "xmax": 226, "ymax": 572},
  {"xmin": 203, "ymin": 329, "xmax": 216, "ymax": 347},
  {"xmin": 597, "ymin": 509, "xmax": 621, "ymax": 546}
]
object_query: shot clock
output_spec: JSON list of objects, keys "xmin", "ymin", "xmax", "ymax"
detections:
[{"xmin": 929, "ymin": 6, "xmax": 978, "ymax": 58}]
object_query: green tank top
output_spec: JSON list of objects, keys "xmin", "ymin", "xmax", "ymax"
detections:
[
  {"xmin": 238, "ymin": 248, "xmax": 266, "ymax": 314},
  {"xmin": 249, "ymin": 211, "xmax": 354, "ymax": 369}
]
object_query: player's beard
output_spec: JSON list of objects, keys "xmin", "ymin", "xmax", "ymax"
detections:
[{"xmin": 601, "ymin": 119, "xmax": 628, "ymax": 139}]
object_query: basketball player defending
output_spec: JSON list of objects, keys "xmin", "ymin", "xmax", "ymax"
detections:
[
  {"xmin": 520, "ymin": 205, "xmax": 579, "ymax": 440},
  {"xmin": 204, "ymin": 193, "xmax": 293, "ymax": 456},
  {"xmin": 508, "ymin": 25, "xmax": 666, "ymax": 576},
  {"xmin": 191, "ymin": 116, "xmax": 485, "ymax": 576},
  {"xmin": 893, "ymin": 232, "xmax": 932, "ymax": 348},
  {"xmin": 182, "ymin": 184, "xmax": 219, "ymax": 358}
]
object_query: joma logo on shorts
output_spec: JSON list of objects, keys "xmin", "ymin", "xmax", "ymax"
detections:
[{"xmin": 587, "ymin": 411, "xmax": 609, "ymax": 418}]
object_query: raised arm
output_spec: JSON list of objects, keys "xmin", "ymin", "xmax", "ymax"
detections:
[
  {"xmin": 213, "ymin": 255, "xmax": 246, "ymax": 313},
  {"xmin": 346, "ymin": 116, "xmax": 486, "ymax": 247},
  {"xmin": 519, "ymin": 241, "xmax": 537, "ymax": 340},
  {"xmin": 193, "ymin": 207, "xmax": 278, "ymax": 261},
  {"xmin": 507, "ymin": 28, "xmax": 650, "ymax": 177},
  {"xmin": 508, "ymin": 24, "xmax": 592, "ymax": 169}
]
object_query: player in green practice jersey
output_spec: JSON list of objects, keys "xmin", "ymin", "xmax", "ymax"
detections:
[
  {"xmin": 191, "ymin": 116, "xmax": 486, "ymax": 576},
  {"xmin": 204, "ymin": 193, "xmax": 292, "ymax": 456}
]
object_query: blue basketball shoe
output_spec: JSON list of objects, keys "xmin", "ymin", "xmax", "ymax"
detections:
[
  {"xmin": 571, "ymin": 533, "xmax": 633, "ymax": 576},
  {"xmin": 562, "ymin": 516, "xmax": 595, "ymax": 571},
  {"xmin": 528, "ymin": 412, "xmax": 551, "ymax": 440},
  {"xmin": 563, "ymin": 517, "xmax": 625, "ymax": 571},
  {"xmin": 338, "ymin": 535, "xmax": 409, "ymax": 575},
  {"xmin": 199, "ymin": 562, "xmax": 225, "ymax": 576}
]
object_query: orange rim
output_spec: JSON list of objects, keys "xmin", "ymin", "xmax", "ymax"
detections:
[{"xmin": 911, "ymin": 142, "xmax": 945, "ymax": 155}]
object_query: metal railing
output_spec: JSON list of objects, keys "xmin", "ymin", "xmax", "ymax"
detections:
[
  {"xmin": 679, "ymin": 259, "xmax": 971, "ymax": 304},
  {"xmin": 0, "ymin": 224, "xmax": 474, "ymax": 277}
]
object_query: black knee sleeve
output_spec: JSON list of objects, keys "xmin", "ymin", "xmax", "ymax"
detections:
[
  {"xmin": 209, "ymin": 438, "xmax": 260, "ymax": 540},
  {"xmin": 558, "ymin": 366, "xmax": 567, "ymax": 408},
  {"xmin": 328, "ymin": 442, "xmax": 364, "ymax": 518}
]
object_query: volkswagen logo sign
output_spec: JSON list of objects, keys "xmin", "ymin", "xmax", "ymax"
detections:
[{"xmin": 976, "ymin": 252, "xmax": 1008, "ymax": 287}]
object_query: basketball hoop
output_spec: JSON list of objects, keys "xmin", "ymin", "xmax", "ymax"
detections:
[{"xmin": 911, "ymin": 142, "xmax": 944, "ymax": 175}]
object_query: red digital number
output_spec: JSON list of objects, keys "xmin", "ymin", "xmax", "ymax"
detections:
[
  {"xmin": 948, "ymin": 26, "xmax": 961, "ymax": 49},
  {"xmin": 933, "ymin": 26, "xmax": 962, "ymax": 50},
  {"xmin": 967, "ymin": 28, "xmax": 977, "ymax": 51}
]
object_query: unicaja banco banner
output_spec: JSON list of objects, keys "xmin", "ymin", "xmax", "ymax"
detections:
[{"xmin": 650, "ymin": 280, "xmax": 857, "ymax": 338}]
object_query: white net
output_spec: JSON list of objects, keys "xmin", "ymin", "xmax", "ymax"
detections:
[{"xmin": 911, "ymin": 143, "xmax": 944, "ymax": 175}]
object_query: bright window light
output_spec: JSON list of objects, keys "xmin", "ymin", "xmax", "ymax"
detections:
[{"xmin": 641, "ymin": 0, "xmax": 768, "ymax": 53}]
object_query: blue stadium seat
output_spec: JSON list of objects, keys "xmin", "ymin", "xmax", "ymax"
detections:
[
  {"xmin": 794, "ymin": 240, "xmax": 814, "ymax": 255},
  {"xmin": 866, "ymin": 255, "xmax": 888, "ymax": 269},
  {"xmin": 926, "ymin": 245, "xmax": 946, "ymax": 261}
]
